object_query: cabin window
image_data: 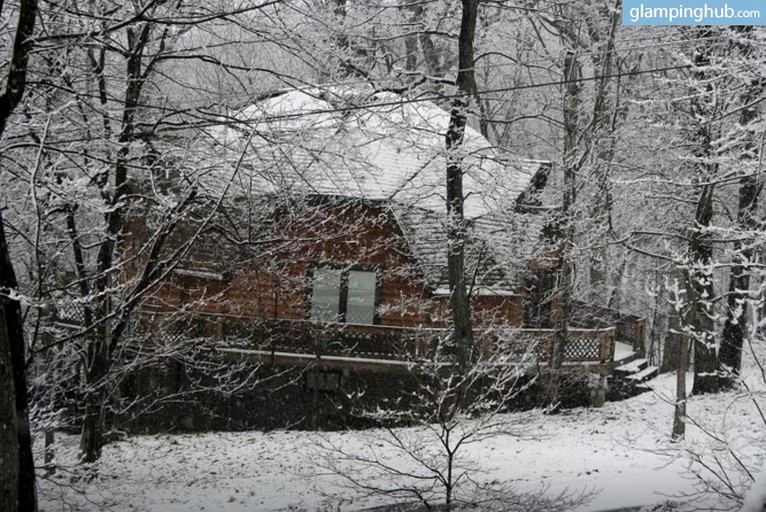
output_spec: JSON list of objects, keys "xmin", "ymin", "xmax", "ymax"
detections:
[
  {"xmin": 310, "ymin": 266, "xmax": 378, "ymax": 325},
  {"xmin": 346, "ymin": 270, "xmax": 376, "ymax": 324},
  {"xmin": 310, "ymin": 268, "xmax": 342, "ymax": 322}
]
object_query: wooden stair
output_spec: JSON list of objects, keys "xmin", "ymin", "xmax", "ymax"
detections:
[
  {"xmin": 608, "ymin": 358, "xmax": 658, "ymax": 401},
  {"xmin": 625, "ymin": 365, "xmax": 660, "ymax": 383}
]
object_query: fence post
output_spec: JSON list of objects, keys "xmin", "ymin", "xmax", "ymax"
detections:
[
  {"xmin": 604, "ymin": 328, "xmax": 615, "ymax": 363},
  {"xmin": 548, "ymin": 331, "xmax": 555, "ymax": 362}
]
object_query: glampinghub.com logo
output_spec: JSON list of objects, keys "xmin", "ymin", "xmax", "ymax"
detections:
[{"xmin": 623, "ymin": 0, "xmax": 763, "ymax": 25}]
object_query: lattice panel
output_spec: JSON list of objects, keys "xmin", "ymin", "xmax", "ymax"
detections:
[
  {"xmin": 55, "ymin": 303, "xmax": 87, "ymax": 326},
  {"xmin": 564, "ymin": 337, "xmax": 601, "ymax": 361}
]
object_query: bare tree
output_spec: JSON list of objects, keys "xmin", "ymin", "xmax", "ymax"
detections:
[
  {"xmin": 313, "ymin": 329, "xmax": 586, "ymax": 511},
  {"xmin": 0, "ymin": 0, "xmax": 295, "ymax": 464},
  {"xmin": 718, "ymin": 27, "xmax": 765, "ymax": 388},
  {"xmin": 546, "ymin": 49, "xmax": 581, "ymax": 410},
  {"xmin": 444, "ymin": 0, "xmax": 479, "ymax": 369},
  {"xmin": 0, "ymin": 0, "xmax": 40, "ymax": 509}
]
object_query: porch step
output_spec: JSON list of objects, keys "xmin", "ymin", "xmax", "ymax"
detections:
[
  {"xmin": 625, "ymin": 365, "xmax": 659, "ymax": 383},
  {"xmin": 607, "ymin": 359, "xmax": 656, "ymax": 402},
  {"xmin": 614, "ymin": 358, "xmax": 648, "ymax": 374}
]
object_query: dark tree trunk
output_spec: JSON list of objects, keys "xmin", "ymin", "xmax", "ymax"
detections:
[
  {"xmin": 0, "ymin": 0, "xmax": 38, "ymax": 136},
  {"xmin": 0, "ymin": 209, "xmax": 37, "ymax": 512},
  {"xmin": 0, "ymin": 305, "xmax": 18, "ymax": 512},
  {"xmin": 718, "ymin": 172, "xmax": 760, "ymax": 383},
  {"xmin": 444, "ymin": 0, "xmax": 478, "ymax": 370},
  {"xmin": 686, "ymin": 29, "xmax": 721, "ymax": 396},
  {"xmin": 718, "ymin": 33, "xmax": 763, "ymax": 387},
  {"xmin": 0, "ymin": 0, "xmax": 40, "ymax": 509},
  {"xmin": 79, "ymin": 347, "xmax": 110, "ymax": 463},
  {"xmin": 688, "ymin": 184, "xmax": 718, "ymax": 395}
]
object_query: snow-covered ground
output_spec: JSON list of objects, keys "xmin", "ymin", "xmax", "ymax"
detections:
[{"xmin": 37, "ymin": 372, "xmax": 766, "ymax": 512}]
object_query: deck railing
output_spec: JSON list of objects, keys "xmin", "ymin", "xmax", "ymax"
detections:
[
  {"xmin": 571, "ymin": 301, "xmax": 646, "ymax": 353},
  {"xmin": 49, "ymin": 304, "xmax": 624, "ymax": 366},
  {"xmin": 248, "ymin": 321, "xmax": 433, "ymax": 361},
  {"xmin": 134, "ymin": 311, "xmax": 618, "ymax": 366},
  {"xmin": 512, "ymin": 327, "xmax": 615, "ymax": 364},
  {"xmin": 616, "ymin": 316, "xmax": 646, "ymax": 353}
]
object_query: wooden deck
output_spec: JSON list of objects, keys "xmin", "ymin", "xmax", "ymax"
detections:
[{"xmin": 136, "ymin": 311, "xmax": 645, "ymax": 371}]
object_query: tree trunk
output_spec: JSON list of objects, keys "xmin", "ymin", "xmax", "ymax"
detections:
[
  {"xmin": 0, "ymin": 209, "xmax": 38, "ymax": 512},
  {"xmin": 78, "ymin": 24, "xmax": 149, "ymax": 462},
  {"xmin": 0, "ymin": 306, "xmax": 18, "ymax": 512},
  {"xmin": 444, "ymin": 0, "xmax": 478, "ymax": 370},
  {"xmin": 686, "ymin": 29, "xmax": 720, "ymax": 396},
  {"xmin": 548, "ymin": 51, "xmax": 580, "ymax": 409},
  {"xmin": 80, "ymin": 408, "xmax": 104, "ymax": 464},
  {"xmin": 0, "ymin": 0, "xmax": 40, "ymax": 507},
  {"xmin": 672, "ymin": 332, "xmax": 689, "ymax": 439},
  {"xmin": 718, "ymin": 172, "xmax": 760, "ymax": 385},
  {"xmin": 403, "ymin": 1, "xmax": 418, "ymax": 76},
  {"xmin": 688, "ymin": 184, "xmax": 718, "ymax": 395},
  {"xmin": 413, "ymin": 1, "xmax": 446, "ymax": 81},
  {"xmin": 718, "ymin": 37, "xmax": 763, "ymax": 387},
  {"xmin": 587, "ymin": 0, "xmax": 621, "ymax": 306},
  {"xmin": 79, "ymin": 346, "xmax": 110, "ymax": 462},
  {"xmin": 662, "ymin": 307, "xmax": 682, "ymax": 373},
  {"xmin": 0, "ymin": 0, "xmax": 38, "ymax": 136}
]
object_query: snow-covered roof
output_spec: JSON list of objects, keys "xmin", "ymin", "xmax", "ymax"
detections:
[
  {"xmin": 206, "ymin": 88, "xmax": 542, "ymax": 220},
  {"xmin": 392, "ymin": 202, "xmax": 548, "ymax": 292},
  {"xmin": 204, "ymin": 88, "xmax": 552, "ymax": 291}
]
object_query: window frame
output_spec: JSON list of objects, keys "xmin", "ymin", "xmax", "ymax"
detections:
[{"xmin": 307, "ymin": 264, "xmax": 381, "ymax": 325}]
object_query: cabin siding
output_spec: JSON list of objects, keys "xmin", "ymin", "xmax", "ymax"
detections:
[{"xmin": 138, "ymin": 200, "xmax": 530, "ymax": 336}]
